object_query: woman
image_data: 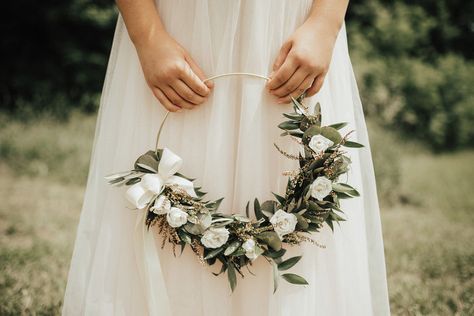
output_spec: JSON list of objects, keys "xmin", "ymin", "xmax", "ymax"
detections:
[{"xmin": 62, "ymin": 0, "xmax": 390, "ymax": 315}]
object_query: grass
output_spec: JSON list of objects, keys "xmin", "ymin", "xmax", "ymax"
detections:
[{"xmin": 0, "ymin": 113, "xmax": 473, "ymax": 315}]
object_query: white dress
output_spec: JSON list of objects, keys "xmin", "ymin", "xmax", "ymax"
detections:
[{"xmin": 62, "ymin": 1, "xmax": 390, "ymax": 315}]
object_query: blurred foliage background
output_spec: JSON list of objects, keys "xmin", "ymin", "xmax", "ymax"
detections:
[{"xmin": 0, "ymin": 0, "xmax": 473, "ymax": 315}]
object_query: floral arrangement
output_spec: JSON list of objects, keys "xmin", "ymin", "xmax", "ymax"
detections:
[{"xmin": 105, "ymin": 96, "xmax": 363, "ymax": 293}]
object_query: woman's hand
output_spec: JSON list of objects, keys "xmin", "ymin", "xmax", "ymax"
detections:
[
  {"xmin": 266, "ymin": 21, "xmax": 339, "ymax": 104},
  {"xmin": 135, "ymin": 30, "xmax": 214, "ymax": 112}
]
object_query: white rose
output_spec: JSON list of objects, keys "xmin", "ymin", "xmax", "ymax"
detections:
[
  {"xmin": 269, "ymin": 209, "xmax": 298, "ymax": 240},
  {"xmin": 166, "ymin": 207, "xmax": 188, "ymax": 227},
  {"xmin": 200, "ymin": 227, "xmax": 230, "ymax": 249},
  {"xmin": 310, "ymin": 176, "xmax": 333, "ymax": 201},
  {"xmin": 151, "ymin": 195, "xmax": 171, "ymax": 215},
  {"xmin": 242, "ymin": 238, "xmax": 259, "ymax": 260},
  {"xmin": 308, "ymin": 134, "xmax": 334, "ymax": 153}
]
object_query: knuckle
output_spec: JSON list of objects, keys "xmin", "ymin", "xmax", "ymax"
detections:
[
  {"xmin": 183, "ymin": 90, "xmax": 194, "ymax": 100},
  {"xmin": 283, "ymin": 85, "xmax": 294, "ymax": 93}
]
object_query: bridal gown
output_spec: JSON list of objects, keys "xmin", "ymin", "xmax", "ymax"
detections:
[{"xmin": 62, "ymin": 0, "xmax": 390, "ymax": 315}]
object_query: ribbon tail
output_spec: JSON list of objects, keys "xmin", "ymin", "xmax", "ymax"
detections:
[{"xmin": 134, "ymin": 210, "xmax": 173, "ymax": 316}]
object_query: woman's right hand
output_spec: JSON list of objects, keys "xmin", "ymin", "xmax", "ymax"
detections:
[{"xmin": 134, "ymin": 30, "xmax": 214, "ymax": 112}]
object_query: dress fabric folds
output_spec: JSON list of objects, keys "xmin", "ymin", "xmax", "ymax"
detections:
[{"xmin": 62, "ymin": 0, "xmax": 391, "ymax": 315}]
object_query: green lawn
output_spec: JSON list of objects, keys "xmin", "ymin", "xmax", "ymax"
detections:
[{"xmin": 0, "ymin": 113, "xmax": 472, "ymax": 315}]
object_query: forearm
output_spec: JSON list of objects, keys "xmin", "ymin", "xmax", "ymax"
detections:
[
  {"xmin": 115, "ymin": 0, "xmax": 167, "ymax": 48},
  {"xmin": 305, "ymin": 0, "xmax": 349, "ymax": 40}
]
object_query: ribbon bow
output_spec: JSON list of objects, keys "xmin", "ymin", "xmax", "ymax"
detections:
[{"xmin": 126, "ymin": 148, "xmax": 197, "ymax": 209}]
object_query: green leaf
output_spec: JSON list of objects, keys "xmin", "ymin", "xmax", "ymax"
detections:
[
  {"xmin": 302, "ymin": 126, "xmax": 322, "ymax": 145},
  {"xmin": 281, "ymin": 273, "xmax": 309, "ymax": 285},
  {"xmin": 290, "ymin": 96, "xmax": 306, "ymax": 114},
  {"xmin": 272, "ymin": 261, "xmax": 280, "ymax": 293},
  {"xmin": 272, "ymin": 192, "xmax": 286, "ymax": 205},
  {"xmin": 328, "ymin": 122, "xmax": 348, "ymax": 130},
  {"xmin": 313, "ymin": 102, "xmax": 321, "ymax": 118},
  {"xmin": 332, "ymin": 183, "xmax": 360, "ymax": 196},
  {"xmin": 125, "ymin": 178, "xmax": 141, "ymax": 186},
  {"xmin": 254, "ymin": 198, "xmax": 265, "ymax": 220},
  {"xmin": 206, "ymin": 198, "xmax": 224, "ymax": 211},
  {"xmin": 227, "ymin": 263, "xmax": 237, "ymax": 292},
  {"xmin": 134, "ymin": 151, "xmax": 159, "ymax": 173},
  {"xmin": 263, "ymin": 248, "xmax": 286, "ymax": 259},
  {"xmin": 224, "ymin": 241, "xmax": 241, "ymax": 256},
  {"xmin": 336, "ymin": 192, "xmax": 353, "ymax": 199},
  {"xmin": 320, "ymin": 126, "xmax": 343, "ymax": 144},
  {"xmin": 343, "ymin": 140, "xmax": 364, "ymax": 148},
  {"xmin": 278, "ymin": 121, "xmax": 300, "ymax": 130},
  {"xmin": 245, "ymin": 201, "xmax": 250, "ymax": 218},
  {"xmin": 256, "ymin": 231, "xmax": 282, "ymax": 251},
  {"xmin": 295, "ymin": 213, "xmax": 309, "ymax": 230},
  {"xmin": 177, "ymin": 229, "xmax": 192, "ymax": 244},
  {"xmin": 278, "ymin": 256, "xmax": 302, "ymax": 271},
  {"xmin": 283, "ymin": 112, "xmax": 303, "ymax": 120},
  {"xmin": 261, "ymin": 200, "xmax": 277, "ymax": 216},
  {"xmin": 204, "ymin": 246, "xmax": 224, "ymax": 260}
]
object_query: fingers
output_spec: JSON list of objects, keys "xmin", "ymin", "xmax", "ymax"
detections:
[
  {"xmin": 276, "ymin": 74, "xmax": 315, "ymax": 104},
  {"xmin": 305, "ymin": 74, "xmax": 325, "ymax": 98},
  {"xmin": 161, "ymin": 85, "xmax": 197, "ymax": 110},
  {"xmin": 172, "ymin": 79, "xmax": 206, "ymax": 105},
  {"xmin": 266, "ymin": 57, "xmax": 298, "ymax": 90},
  {"xmin": 270, "ymin": 67, "xmax": 307, "ymax": 98},
  {"xmin": 152, "ymin": 87, "xmax": 182, "ymax": 112},
  {"xmin": 184, "ymin": 54, "xmax": 214, "ymax": 91}
]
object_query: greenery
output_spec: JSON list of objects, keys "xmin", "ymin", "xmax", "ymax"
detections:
[
  {"xmin": 0, "ymin": 114, "xmax": 472, "ymax": 314},
  {"xmin": 106, "ymin": 97, "xmax": 363, "ymax": 292},
  {"xmin": 347, "ymin": 0, "xmax": 474, "ymax": 150}
]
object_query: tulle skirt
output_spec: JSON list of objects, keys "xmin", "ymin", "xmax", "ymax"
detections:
[{"xmin": 62, "ymin": 0, "xmax": 390, "ymax": 315}]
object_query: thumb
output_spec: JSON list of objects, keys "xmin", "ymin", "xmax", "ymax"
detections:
[
  {"xmin": 184, "ymin": 53, "xmax": 214, "ymax": 90},
  {"xmin": 271, "ymin": 40, "xmax": 292, "ymax": 76}
]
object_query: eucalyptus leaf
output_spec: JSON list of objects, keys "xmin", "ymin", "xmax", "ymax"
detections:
[
  {"xmin": 343, "ymin": 140, "xmax": 364, "ymax": 148},
  {"xmin": 256, "ymin": 231, "xmax": 282, "ymax": 251},
  {"xmin": 204, "ymin": 247, "xmax": 224, "ymax": 260},
  {"xmin": 224, "ymin": 241, "xmax": 241, "ymax": 256},
  {"xmin": 328, "ymin": 122, "xmax": 348, "ymax": 130},
  {"xmin": 295, "ymin": 213, "xmax": 309, "ymax": 230},
  {"xmin": 264, "ymin": 248, "xmax": 286, "ymax": 259},
  {"xmin": 254, "ymin": 198, "xmax": 265, "ymax": 220},
  {"xmin": 278, "ymin": 121, "xmax": 300, "ymax": 130},
  {"xmin": 227, "ymin": 263, "xmax": 237, "ymax": 292},
  {"xmin": 136, "ymin": 163, "xmax": 158, "ymax": 173},
  {"xmin": 320, "ymin": 126, "xmax": 343, "ymax": 144},
  {"xmin": 272, "ymin": 261, "xmax": 280, "ymax": 293},
  {"xmin": 278, "ymin": 256, "xmax": 302, "ymax": 271},
  {"xmin": 272, "ymin": 192, "xmax": 286, "ymax": 205},
  {"xmin": 177, "ymin": 229, "xmax": 192, "ymax": 244},
  {"xmin": 302, "ymin": 126, "xmax": 322, "ymax": 145},
  {"xmin": 281, "ymin": 273, "xmax": 309, "ymax": 285}
]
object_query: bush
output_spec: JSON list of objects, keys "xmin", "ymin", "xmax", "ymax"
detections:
[{"xmin": 349, "ymin": 0, "xmax": 474, "ymax": 150}]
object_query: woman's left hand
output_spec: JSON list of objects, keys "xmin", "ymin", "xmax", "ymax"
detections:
[{"xmin": 266, "ymin": 21, "xmax": 339, "ymax": 103}]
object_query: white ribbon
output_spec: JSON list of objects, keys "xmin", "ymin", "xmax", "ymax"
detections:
[
  {"xmin": 134, "ymin": 209, "xmax": 172, "ymax": 316},
  {"xmin": 126, "ymin": 148, "xmax": 197, "ymax": 209},
  {"xmin": 129, "ymin": 147, "xmax": 196, "ymax": 315}
]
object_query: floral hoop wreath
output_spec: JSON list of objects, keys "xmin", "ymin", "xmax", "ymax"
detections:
[{"xmin": 106, "ymin": 73, "xmax": 364, "ymax": 293}]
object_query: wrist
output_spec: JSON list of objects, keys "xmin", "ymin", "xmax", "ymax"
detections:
[
  {"xmin": 303, "ymin": 16, "xmax": 342, "ymax": 43},
  {"xmin": 129, "ymin": 19, "xmax": 168, "ymax": 50}
]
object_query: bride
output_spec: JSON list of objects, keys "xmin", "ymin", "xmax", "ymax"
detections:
[{"xmin": 62, "ymin": 0, "xmax": 390, "ymax": 315}]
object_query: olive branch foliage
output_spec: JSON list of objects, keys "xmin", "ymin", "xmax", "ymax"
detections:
[{"xmin": 106, "ymin": 95, "xmax": 363, "ymax": 293}]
